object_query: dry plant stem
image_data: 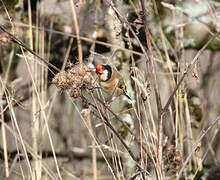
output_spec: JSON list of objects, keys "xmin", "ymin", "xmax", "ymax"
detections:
[
  {"xmin": 1, "ymin": 83, "xmax": 34, "ymax": 176},
  {"xmin": 8, "ymin": 153, "xmax": 24, "ymax": 178},
  {"xmin": 11, "ymin": 127, "xmax": 26, "ymax": 179},
  {"xmin": 0, "ymin": 0, "xmax": 15, "ymax": 34},
  {"xmin": 140, "ymin": 0, "xmax": 162, "ymax": 115},
  {"xmin": 93, "ymin": 97, "xmax": 148, "ymax": 158},
  {"xmin": 60, "ymin": 168, "xmax": 80, "ymax": 180},
  {"xmin": 0, "ymin": 24, "xmax": 60, "ymax": 72},
  {"xmin": 1, "ymin": 88, "xmax": 58, "ymax": 180},
  {"xmin": 87, "ymin": 98, "xmax": 137, "ymax": 162},
  {"xmin": 21, "ymin": 48, "xmax": 62, "ymax": 180},
  {"xmin": 0, "ymin": 85, "xmax": 32, "ymax": 116},
  {"xmin": 201, "ymin": 128, "xmax": 219, "ymax": 164},
  {"xmin": 177, "ymin": 115, "xmax": 220, "ymax": 179},
  {"xmin": 100, "ymin": 112, "xmax": 147, "ymax": 174},
  {"xmin": 132, "ymin": 70, "xmax": 158, "ymax": 169},
  {"xmin": 71, "ymin": 100, "xmax": 117, "ymax": 180},
  {"xmin": 46, "ymin": 38, "xmax": 74, "ymax": 123},
  {"xmin": 106, "ymin": 2, "xmax": 163, "ymax": 175},
  {"xmin": 129, "ymin": 170, "xmax": 145, "ymax": 180},
  {"xmin": 70, "ymin": 0, "xmax": 83, "ymax": 64},
  {"xmin": 162, "ymin": 32, "xmax": 219, "ymax": 114},
  {"xmin": 84, "ymin": 96, "xmax": 149, "ymax": 175},
  {"xmin": 27, "ymin": 1, "xmax": 40, "ymax": 178},
  {"xmin": 9, "ymin": 21, "xmax": 155, "ymax": 60},
  {"xmin": 87, "ymin": 110, "xmax": 97, "ymax": 180},
  {"xmin": 62, "ymin": 38, "xmax": 74, "ymax": 71},
  {"xmin": 0, "ymin": 9, "xmax": 17, "ymax": 176},
  {"xmin": 0, "ymin": 47, "xmax": 14, "ymax": 178},
  {"xmin": 114, "ymin": 144, "xmax": 124, "ymax": 179},
  {"xmin": 89, "ymin": 94, "xmax": 124, "ymax": 178},
  {"xmin": 0, "ymin": 89, "xmax": 9, "ymax": 177},
  {"xmin": 107, "ymin": 0, "xmax": 149, "ymax": 61},
  {"xmin": 0, "ymin": 146, "xmax": 110, "ymax": 162},
  {"xmin": 140, "ymin": 1, "xmax": 163, "ymax": 178},
  {"xmin": 0, "ymin": 110, "xmax": 9, "ymax": 177},
  {"xmin": 93, "ymin": 95, "xmax": 148, "ymax": 155},
  {"xmin": 0, "ymin": 119, "xmax": 59, "ymax": 180}
]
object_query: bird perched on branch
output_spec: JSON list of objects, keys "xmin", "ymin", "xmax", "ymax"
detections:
[{"xmin": 95, "ymin": 64, "xmax": 131, "ymax": 101}]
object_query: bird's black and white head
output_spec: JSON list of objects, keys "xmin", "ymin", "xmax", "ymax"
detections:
[{"xmin": 96, "ymin": 64, "xmax": 112, "ymax": 81}]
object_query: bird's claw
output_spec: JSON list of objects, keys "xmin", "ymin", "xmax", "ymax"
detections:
[{"xmin": 104, "ymin": 96, "xmax": 116, "ymax": 107}]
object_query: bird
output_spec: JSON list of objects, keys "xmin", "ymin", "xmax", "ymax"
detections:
[{"xmin": 95, "ymin": 64, "xmax": 131, "ymax": 102}]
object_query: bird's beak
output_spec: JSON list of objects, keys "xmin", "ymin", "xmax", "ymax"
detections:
[{"xmin": 87, "ymin": 63, "xmax": 96, "ymax": 72}]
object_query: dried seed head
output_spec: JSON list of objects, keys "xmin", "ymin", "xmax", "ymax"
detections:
[
  {"xmin": 78, "ymin": 65, "xmax": 87, "ymax": 76},
  {"xmin": 69, "ymin": 88, "xmax": 81, "ymax": 98},
  {"xmin": 52, "ymin": 71, "xmax": 70, "ymax": 90},
  {"xmin": 163, "ymin": 144, "xmax": 182, "ymax": 176},
  {"xmin": 52, "ymin": 63, "xmax": 93, "ymax": 98}
]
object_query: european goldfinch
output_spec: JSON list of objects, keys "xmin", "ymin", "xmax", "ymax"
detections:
[{"xmin": 95, "ymin": 64, "xmax": 131, "ymax": 101}]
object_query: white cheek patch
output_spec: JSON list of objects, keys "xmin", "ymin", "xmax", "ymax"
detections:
[{"xmin": 100, "ymin": 69, "xmax": 109, "ymax": 81}]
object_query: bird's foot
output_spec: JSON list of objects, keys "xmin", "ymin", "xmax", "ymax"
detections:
[{"xmin": 104, "ymin": 96, "xmax": 116, "ymax": 107}]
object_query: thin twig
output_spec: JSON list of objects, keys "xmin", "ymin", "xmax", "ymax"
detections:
[
  {"xmin": 106, "ymin": 0, "xmax": 149, "ymax": 61},
  {"xmin": 177, "ymin": 115, "xmax": 220, "ymax": 179},
  {"xmin": 139, "ymin": 1, "xmax": 163, "ymax": 178},
  {"xmin": 0, "ymin": 24, "xmax": 60, "ymax": 72},
  {"xmin": 7, "ymin": 21, "xmax": 148, "ymax": 58},
  {"xmin": 93, "ymin": 95, "xmax": 148, "ymax": 153},
  {"xmin": 82, "ymin": 96, "xmax": 149, "ymax": 176},
  {"xmin": 162, "ymin": 32, "xmax": 219, "ymax": 114},
  {"xmin": 70, "ymin": 0, "xmax": 83, "ymax": 64},
  {"xmin": 140, "ymin": 0, "xmax": 162, "ymax": 115},
  {"xmin": 0, "ymin": 147, "xmax": 110, "ymax": 162}
]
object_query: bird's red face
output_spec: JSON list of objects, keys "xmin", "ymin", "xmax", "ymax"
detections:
[
  {"xmin": 96, "ymin": 64, "xmax": 104, "ymax": 75},
  {"xmin": 96, "ymin": 64, "xmax": 112, "ymax": 81}
]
